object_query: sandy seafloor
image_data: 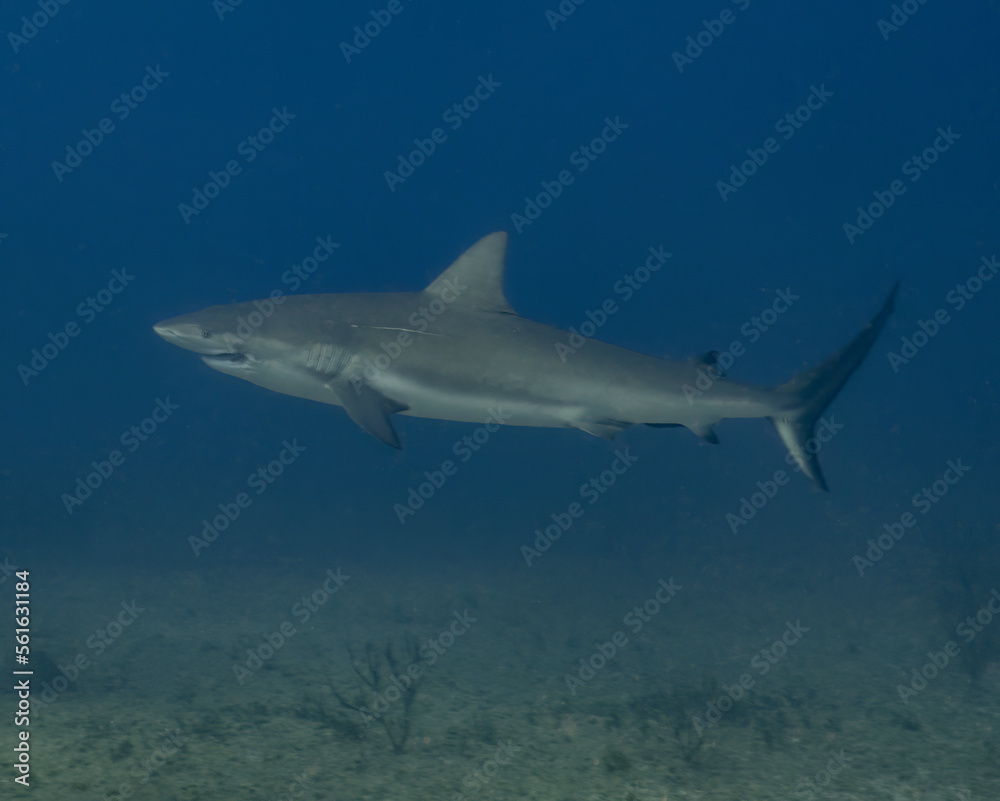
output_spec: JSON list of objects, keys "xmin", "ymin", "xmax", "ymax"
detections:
[{"xmin": 10, "ymin": 514, "xmax": 999, "ymax": 801}]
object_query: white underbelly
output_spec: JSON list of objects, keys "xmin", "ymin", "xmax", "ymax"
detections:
[{"xmin": 373, "ymin": 371, "xmax": 577, "ymax": 429}]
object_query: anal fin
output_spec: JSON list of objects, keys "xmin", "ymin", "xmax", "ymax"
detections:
[{"xmin": 646, "ymin": 421, "xmax": 717, "ymax": 443}]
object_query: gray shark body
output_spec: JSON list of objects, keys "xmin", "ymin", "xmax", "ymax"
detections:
[{"xmin": 153, "ymin": 232, "xmax": 897, "ymax": 489}]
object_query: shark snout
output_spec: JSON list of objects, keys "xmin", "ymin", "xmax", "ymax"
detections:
[
  {"xmin": 152, "ymin": 320, "xmax": 194, "ymax": 350},
  {"xmin": 152, "ymin": 317, "xmax": 223, "ymax": 355},
  {"xmin": 153, "ymin": 315, "xmax": 251, "ymax": 377}
]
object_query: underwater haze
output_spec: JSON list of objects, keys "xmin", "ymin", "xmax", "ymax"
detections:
[{"xmin": 2, "ymin": 1, "xmax": 999, "ymax": 799}]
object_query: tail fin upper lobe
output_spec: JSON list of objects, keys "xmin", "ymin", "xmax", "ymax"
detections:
[{"xmin": 770, "ymin": 283, "xmax": 899, "ymax": 491}]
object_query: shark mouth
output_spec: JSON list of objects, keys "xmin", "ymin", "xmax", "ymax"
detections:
[{"xmin": 201, "ymin": 353, "xmax": 248, "ymax": 366}]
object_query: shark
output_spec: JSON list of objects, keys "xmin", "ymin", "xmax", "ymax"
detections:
[{"xmin": 153, "ymin": 232, "xmax": 897, "ymax": 490}]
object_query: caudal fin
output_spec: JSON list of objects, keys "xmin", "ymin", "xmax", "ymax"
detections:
[{"xmin": 770, "ymin": 283, "xmax": 899, "ymax": 491}]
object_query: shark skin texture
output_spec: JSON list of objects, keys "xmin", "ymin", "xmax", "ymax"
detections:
[{"xmin": 153, "ymin": 232, "xmax": 897, "ymax": 490}]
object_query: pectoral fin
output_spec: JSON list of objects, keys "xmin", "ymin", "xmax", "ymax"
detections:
[
  {"xmin": 573, "ymin": 419, "xmax": 633, "ymax": 439},
  {"xmin": 333, "ymin": 382, "xmax": 408, "ymax": 448}
]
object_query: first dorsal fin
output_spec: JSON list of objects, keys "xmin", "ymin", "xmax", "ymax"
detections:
[{"xmin": 424, "ymin": 232, "xmax": 516, "ymax": 314}]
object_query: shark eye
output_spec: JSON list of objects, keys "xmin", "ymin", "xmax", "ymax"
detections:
[{"xmin": 200, "ymin": 330, "xmax": 212, "ymax": 338}]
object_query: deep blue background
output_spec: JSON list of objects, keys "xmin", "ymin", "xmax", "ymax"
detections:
[{"xmin": 2, "ymin": 1, "xmax": 997, "ymax": 576}]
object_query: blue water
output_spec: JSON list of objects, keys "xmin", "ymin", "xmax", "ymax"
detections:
[{"xmin": 3, "ymin": 2, "xmax": 999, "ymax": 798}]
